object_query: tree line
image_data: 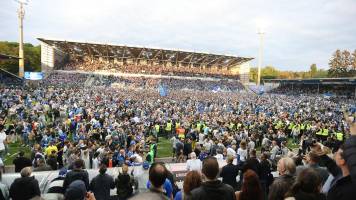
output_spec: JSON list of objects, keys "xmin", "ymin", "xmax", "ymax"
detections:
[
  {"xmin": 0, "ymin": 41, "xmax": 41, "ymax": 74},
  {"xmin": 250, "ymin": 49, "xmax": 356, "ymax": 82}
]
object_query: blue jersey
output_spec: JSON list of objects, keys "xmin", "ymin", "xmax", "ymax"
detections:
[{"xmin": 146, "ymin": 178, "xmax": 173, "ymax": 198}]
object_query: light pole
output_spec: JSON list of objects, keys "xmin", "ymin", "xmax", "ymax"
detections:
[
  {"xmin": 15, "ymin": 0, "xmax": 28, "ymax": 78},
  {"xmin": 257, "ymin": 28, "xmax": 265, "ymax": 86}
]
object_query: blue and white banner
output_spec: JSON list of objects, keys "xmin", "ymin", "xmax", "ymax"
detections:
[
  {"xmin": 158, "ymin": 84, "xmax": 168, "ymax": 97},
  {"xmin": 211, "ymin": 85, "xmax": 221, "ymax": 93},
  {"xmin": 24, "ymin": 72, "xmax": 44, "ymax": 80}
]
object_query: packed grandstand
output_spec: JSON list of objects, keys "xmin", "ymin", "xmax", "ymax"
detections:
[{"xmin": 0, "ymin": 39, "xmax": 355, "ymax": 200}]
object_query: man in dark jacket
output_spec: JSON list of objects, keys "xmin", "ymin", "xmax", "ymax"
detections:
[
  {"xmin": 242, "ymin": 149, "xmax": 261, "ymax": 175},
  {"xmin": 12, "ymin": 151, "xmax": 32, "ymax": 173},
  {"xmin": 313, "ymin": 144, "xmax": 356, "ymax": 200},
  {"xmin": 188, "ymin": 156, "xmax": 235, "ymax": 200},
  {"xmin": 33, "ymin": 158, "xmax": 52, "ymax": 172},
  {"xmin": 220, "ymin": 155, "xmax": 239, "ymax": 190},
  {"xmin": 9, "ymin": 167, "xmax": 41, "ymax": 200},
  {"xmin": 90, "ymin": 165, "xmax": 115, "ymax": 200},
  {"xmin": 115, "ymin": 164, "xmax": 134, "ymax": 199},
  {"xmin": 312, "ymin": 116, "xmax": 356, "ymax": 200},
  {"xmin": 63, "ymin": 159, "xmax": 89, "ymax": 191}
]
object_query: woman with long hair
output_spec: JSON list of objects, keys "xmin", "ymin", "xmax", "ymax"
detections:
[
  {"xmin": 285, "ymin": 168, "xmax": 326, "ymax": 200},
  {"xmin": 174, "ymin": 170, "xmax": 202, "ymax": 200},
  {"xmin": 235, "ymin": 169, "xmax": 263, "ymax": 200}
]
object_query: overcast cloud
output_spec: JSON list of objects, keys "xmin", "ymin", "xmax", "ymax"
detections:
[{"xmin": 0, "ymin": 0, "xmax": 355, "ymax": 70}]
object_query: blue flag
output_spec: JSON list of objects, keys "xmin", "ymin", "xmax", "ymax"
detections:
[
  {"xmin": 212, "ymin": 85, "xmax": 221, "ymax": 93},
  {"xmin": 158, "ymin": 84, "xmax": 168, "ymax": 97}
]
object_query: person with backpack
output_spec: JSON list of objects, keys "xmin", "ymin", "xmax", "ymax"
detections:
[{"xmin": 115, "ymin": 164, "xmax": 135, "ymax": 200}]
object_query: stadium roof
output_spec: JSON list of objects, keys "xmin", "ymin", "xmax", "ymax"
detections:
[
  {"xmin": 38, "ymin": 38, "xmax": 253, "ymax": 68},
  {"xmin": 0, "ymin": 53, "xmax": 20, "ymax": 60},
  {"xmin": 264, "ymin": 78, "xmax": 356, "ymax": 85}
]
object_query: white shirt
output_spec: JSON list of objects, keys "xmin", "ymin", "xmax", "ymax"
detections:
[
  {"xmin": 215, "ymin": 154, "xmax": 224, "ymax": 161},
  {"xmin": 248, "ymin": 141, "xmax": 255, "ymax": 150},
  {"xmin": 199, "ymin": 133, "xmax": 205, "ymax": 143},
  {"xmin": 0, "ymin": 132, "xmax": 7, "ymax": 151},
  {"xmin": 237, "ymin": 148, "xmax": 247, "ymax": 162},
  {"xmin": 186, "ymin": 159, "xmax": 202, "ymax": 171},
  {"xmin": 226, "ymin": 147, "xmax": 236, "ymax": 157},
  {"xmin": 92, "ymin": 158, "xmax": 99, "ymax": 169}
]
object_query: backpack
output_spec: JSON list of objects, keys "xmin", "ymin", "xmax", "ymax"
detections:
[{"xmin": 116, "ymin": 173, "xmax": 133, "ymax": 198}]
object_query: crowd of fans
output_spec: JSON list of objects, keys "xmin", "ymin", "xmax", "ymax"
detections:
[
  {"xmin": 270, "ymin": 84, "xmax": 355, "ymax": 97},
  {"xmin": 0, "ymin": 69, "xmax": 355, "ymax": 200},
  {"xmin": 60, "ymin": 59, "xmax": 240, "ymax": 79},
  {"xmin": 42, "ymin": 72, "xmax": 244, "ymax": 92}
]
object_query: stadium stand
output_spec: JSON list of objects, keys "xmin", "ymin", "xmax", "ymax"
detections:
[{"xmin": 0, "ymin": 41, "xmax": 355, "ymax": 200}]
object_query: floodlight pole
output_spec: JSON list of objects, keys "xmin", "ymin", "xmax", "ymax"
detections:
[
  {"xmin": 257, "ymin": 29, "xmax": 265, "ymax": 86},
  {"xmin": 16, "ymin": 0, "xmax": 27, "ymax": 78}
]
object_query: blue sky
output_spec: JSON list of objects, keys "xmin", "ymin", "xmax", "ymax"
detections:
[{"xmin": 0, "ymin": 0, "xmax": 355, "ymax": 71}]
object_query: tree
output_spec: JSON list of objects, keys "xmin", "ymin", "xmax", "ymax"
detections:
[
  {"xmin": 0, "ymin": 41, "xmax": 41, "ymax": 74},
  {"xmin": 249, "ymin": 67, "xmax": 258, "ymax": 82},
  {"xmin": 342, "ymin": 50, "xmax": 351, "ymax": 71},
  {"xmin": 310, "ymin": 64, "xmax": 317, "ymax": 78},
  {"xmin": 261, "ymin": 66, "xmax": 279, "ymax": 79},
  {"xmin": 350, "ymin": 49, "xmax": 356, "ymax": 76},
  {"xmin": 328, "ymin": 49, "xmax": 350, "ymax": 77}
]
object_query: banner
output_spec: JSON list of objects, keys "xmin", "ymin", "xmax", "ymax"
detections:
[
  {"xmin": 158, "ymin": 84, "xmax": 168, "ymax": 97},
  {"xmin": 24, "ymin": 72, "xmax": 44, "ymax": 80}
]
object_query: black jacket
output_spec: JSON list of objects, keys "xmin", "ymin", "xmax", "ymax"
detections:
[
  {"xmin": 242, "ymin": 157, "xmax": 261, "ymax": 175},
  {"xmin": 344, "ymin": 135, "xmax": 356, "ymax": 182},
  {"xmin": 188, "ymin": 180, "xmax": 235, "ymax": 200},
  {"xmin": 12, "ymin": 156, "xmax": 32, "ymax": 173},
  {"xmin": 220, "ymin": 163, "xmax": 239, "ymax": 190},
  {"xmin": 63, "ymin": 169, "xmax": 89, "ymax": 191},
  {"xmin": 319, "ymin": 154, "xmax": 356, "ymax": 200},
  {"xmin": 90, "ymin": 173, "xmax": 115, "ymax": 200},
  {"xmin": 115, "ymin": 173, "xmax": 134, "ymax": 199},
  {"xmin": 9, "ymin": 176, "xmax": 41, "ymax": 200}
]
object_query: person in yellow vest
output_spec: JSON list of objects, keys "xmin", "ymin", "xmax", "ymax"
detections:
[
  {"xmin": 165, "ymin": 120, "xmax": 172, "ymax": 138},
  {"xmin": 196, "ymin": 122, "xmax": 202, "ymax": 133},
  {"xmin": 336, "ymin": 131, "xmax": 344, "ymax": 142},
  {"xmin": 300, "ymin": 123, "xmax": 306, "ymax": 134},
  {"xmin": 316, "ymin": 127, "xmax": 323, "ymax": 141},
  {"xmin": 154, "ymin": 124, "xmax": 160, "ymax": 138},
  {"xmin": 321, "ymin": 128, "xmax": 329, "ymax": 141},
  {"xmin": 288, "ymin": 122, "xmax": 295, "ymax": 135},
  {"xmin": 229, "ymin": 122, "xmax": 235, "ymax": 131}
]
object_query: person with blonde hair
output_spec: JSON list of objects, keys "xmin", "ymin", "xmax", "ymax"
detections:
[{"xmin": 9, "ymin": 167, "xmax": 41, "ymax": 200}]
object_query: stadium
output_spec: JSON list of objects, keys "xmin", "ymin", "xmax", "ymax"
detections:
[{"xmin": 1, "ymin": 1, "xmax": 356, "ymax": 200}]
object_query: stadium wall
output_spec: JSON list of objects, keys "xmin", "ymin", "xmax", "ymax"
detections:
[
  {"xmin": 230, "ymin": 61, "xmax": 250, "ymax": 84},
  {"xmin": 40, "ymin": 42, "xmax": 54, "ymax": 72},
  {"xmin": 41, "ymin": 42, "xmax": 68, "ymax": 73}
]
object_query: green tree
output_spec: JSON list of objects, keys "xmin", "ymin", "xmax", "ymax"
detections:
[
  {"xmin": 0, "ymin": 41, "xmax": 41, "ymax": 74},
  {"xmin": 261, "ymin": 66, "xmax": 279, "ymax": 79},
  {"xmin": 310, "ymin": 64, "xmax": 317, "ymax": 78},
  {"xmin": 249, "ymin": 67, "xmax": 258, "ymax": 82}
]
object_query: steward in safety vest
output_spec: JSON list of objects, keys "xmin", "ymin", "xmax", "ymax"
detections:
[
  {"xmin": 336, "ymin": 132, "xmax": 344, "ymax": 142},
  {"xmin": 165, "ymin": 120, "xmax": 172, "ymax": 138}
]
